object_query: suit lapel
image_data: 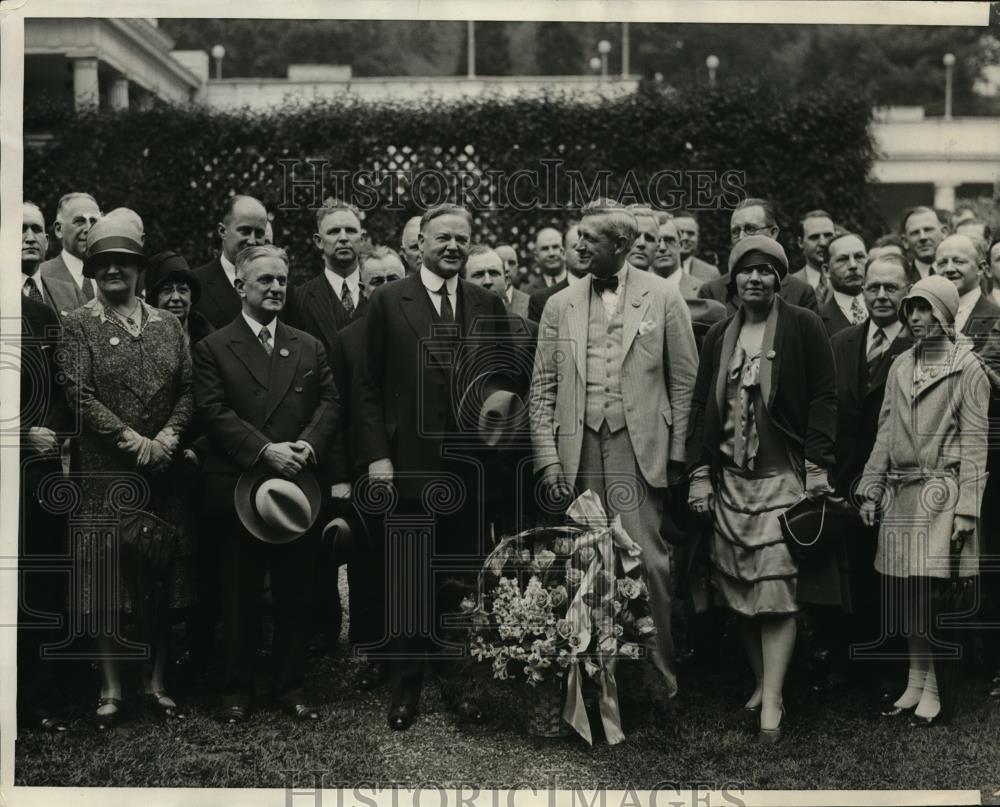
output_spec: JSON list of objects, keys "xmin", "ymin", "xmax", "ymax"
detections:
[
  {"xmin": 621, "ymin": 269, "xmax": 651, "ymax": 358},
  {"xmin": 204, "ymin": 260, "xmax": 237, "ymax": 322},
  {"xmin": 839, "ymin": 324, "xmax": 864, "ymax": 407},
  {"xmin": 265, "ymin": 321, "xmax": 301, "ymax": 421},
  {"xmin": 459, "ymin": 280, "xmax": 484, "ymax": 337},
  {"xmin": 567, "ymin": 276, "xmax": 591, "ymax": 378},
  {"xmin": 399, "ymin": 272, "xmax": 436, "ymax": 342},
  {"xmin": 866, "ymin": 333, "xmax": 910, "ymax": 397},
  {"xmin": 962, "ymin": 295, "xmax": 996, "ymax": 337},
  {"xmin": 715, "ymin": 311, "xmax": 741, "ymax": 415},
  {"xmin": 226, "ymin": 317, "xmax": 271, "ymax": 388},
  {"xmin": 308, "ymin": 275, "xmax": 343, "ymax": 342}
]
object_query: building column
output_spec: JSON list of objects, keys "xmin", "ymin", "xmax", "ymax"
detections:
[
  {"xmin": 72, "ymin": 57, "xmax": 100, "ymax": 110},
  {"xmin": 108, "ymin": 78, "xmax": 129, "ymax": 111},
  {"xmin": 933, "ymin": 182, "xmax": 956, "ymax": 211}
]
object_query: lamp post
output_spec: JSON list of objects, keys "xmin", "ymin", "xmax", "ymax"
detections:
[
  {"xmin": 706, "ymin": 54, "xmax": 719, "ymax": 86},
  {"xmin": 211, "ymin": 44, "xmax": 226, "ymax": 80},
  {"xmin": 943, "ymin": 52, "xmax": 956, "ymax": 120},
  {"xmin": 598, "ymin": 39, "xmax": 611, "ymax": 80},
  {"xmin": 467, "ymin": 21, "xmax": 476, "ymax": 79}
]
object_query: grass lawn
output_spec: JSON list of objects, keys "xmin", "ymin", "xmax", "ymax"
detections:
[{"xmin": 15, "ymin": 639, "xmax": 1000, "ymax": 798}]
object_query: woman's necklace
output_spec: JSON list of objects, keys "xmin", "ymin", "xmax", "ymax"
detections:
[{"xmin": 110, "ymin": 298, "xmax": 141, "ymax": 328}]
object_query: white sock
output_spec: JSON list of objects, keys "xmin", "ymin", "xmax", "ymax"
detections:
[
  {"xmin": 893, "ymin": 667, "xmax": 927, "ymax": 710},
  {"xmin": 914, "ymin": 666, "xmax": 941, "ymax": 720}
]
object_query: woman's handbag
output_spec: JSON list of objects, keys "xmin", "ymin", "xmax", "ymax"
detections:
[
  {"xmin": 778, "ymin": 496, "xmax": 860, "ymax": 561},
  {"xmin": 119, "ymin": 509, "xmax": 178, "ymax": 577}
]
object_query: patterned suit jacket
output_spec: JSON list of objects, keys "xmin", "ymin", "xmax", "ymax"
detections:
[{"xmin": 530, "ymin": 266, "xmax": 698, "ymax": 488}]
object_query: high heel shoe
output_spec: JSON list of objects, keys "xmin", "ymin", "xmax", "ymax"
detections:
[
  {"xmin": 757, "ymin": 706, "xmax": 785, "ymax": 745},
  {"xmin": 94, "ymin": 696, "xmax": 122, "ymax": 731},
  {"xmin": 145, "ymin": 691, "xmax": 184, "ymax": 720},
  {"xmin": 880, "ymin": 703, "xmax": 916, "ymax": 718}
]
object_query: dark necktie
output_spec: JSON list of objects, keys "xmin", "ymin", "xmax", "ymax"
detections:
[
  {"xmin": 867, "ymin": 328, "xmax": 887, "ymax": 377},
  {"xmin": 340, "ymin": 281, "xmax": 355, "ymax": 317},
  {"xmin": 23, "ymin": 276, "xmax": 43, "ymax": 304},
  {"xmin": 82, "ymin": 276, "xmax": 95, "ymax": 301},
  {"xmin": 815, "ymin": 271, "xmax": 830, "ymax": 303},
  {"xmin": 437, "ymin": 283, "xmax": 454, "ymax": 324},
  {"xmin": 258, "ymin": 327, "xmax": 273, "ymax": 356},
  {"xmin": 592, "ymin": 275, "xmax": 619, "ymax": 295}
]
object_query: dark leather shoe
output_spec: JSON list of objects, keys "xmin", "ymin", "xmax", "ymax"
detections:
[
  {"xmin": 388, "ymin": 703, "xmax": 416, "ymax": 731},
  {"xmin": 94, "ymin": 696, "xmax": 122, "ymax": 731},
  {"xmin": 145, "ymin": 691, "xmax": 185, "ymax": 720},
  {"xmin": 37, "ymin": 715, "xmax": 70, "ymax": 733},
  {"xmin": 355, "ymin": 663, "xmax": 383, "ymax": 692},
  {"xmin": 910, "ymin": 714, "xmax": 941, "ymax": 728},
  {"xmin": 453, "ymin": 698, "xmax": 487, "ymax": 724},
  {"xmin": 284, "ymin": 703, "xmax": 320, "ymax": 721},
  {"xmin": 219, "ymin": 705, "xmax": 249, "ymax": 724}
]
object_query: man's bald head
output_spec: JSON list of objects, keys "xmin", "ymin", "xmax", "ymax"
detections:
[{"xmin": 219, "ymin": 195, "xmax": 268, "ymax": 263}]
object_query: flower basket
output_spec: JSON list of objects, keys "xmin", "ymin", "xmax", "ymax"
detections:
[
  {"xmin": 468, "ymin": 490, "xmax": 653, "ymax": 745},
  {"xmin": 527, "ymin": 674, "xmax": 573, "ymax": 737}
]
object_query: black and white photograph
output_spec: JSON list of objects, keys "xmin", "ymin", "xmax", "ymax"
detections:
[{"xmin": 3, "ymin": 1, "xmax": 1000, "ymax": 804}]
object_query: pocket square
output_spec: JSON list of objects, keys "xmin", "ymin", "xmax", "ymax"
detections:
[{"xmin": 637, "ymin": 319, "xmax": 657, "ymax": 336}]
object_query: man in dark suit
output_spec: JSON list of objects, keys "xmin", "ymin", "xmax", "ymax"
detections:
[
  {"xmin": 18, "ymin": 294, "xmax": 73, "ymax": 732},
  {"xmin": 38, "ymin": 192, "xmax": 100, "ymax": 314},
  {"xmin": 360, "ymin": 204, "xmax": 509, "ymax": 731},
  {"xmin": 193, "ymin": 244, "xmax": 340, "ymax": 723},
  {"xmin": 21, "ymin": 201, "xmax": 76, "ymax": 318},
  {"xmin": 696, "ymin": 198, "xmax": 819, "ymax": 314},
  {"xmin": 819, "ymin": 232, "xmax": 869, "ymax": 337},
  {"xmin": 789, "ymin": 210, "xmax": 835, "ymax": 304},
  {"xmin": 902, "ymin": 206, "xmax": 948, "ymax": 283},
  {"xmin": 192, "ymin": 195, "xmax": 268, "ymax": 329},
  {"xmin": 520, "ymin": 227, "xmax": 567, "ymax": 294},
  {"xmin": 673, "ymin": 209, "xmax": 721, "ymax": 282},
  {"xmin": 528, "ymin": 222, "xmax": 587, "ymax": 322},
  {"xmin": 828, "ymin": 253, "xmax": 912, "ymax": 689},
  {"xmin": 289, "ymin": 200, "xmax": 368, "ymax": 353}
]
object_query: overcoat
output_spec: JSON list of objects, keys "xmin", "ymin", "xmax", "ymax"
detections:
[{"xmin": 859, "ymin": 338, "xmax": 990, "ymax": 579}]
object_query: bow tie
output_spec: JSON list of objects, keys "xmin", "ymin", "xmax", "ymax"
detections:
[{"xmin": 592, "ymin": 275, "xmax": 619, "ymax": 294}]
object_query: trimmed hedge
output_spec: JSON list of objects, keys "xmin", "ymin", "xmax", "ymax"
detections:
[{"xmin": 24, "ymin": 82, "xmax": 879, "ymax": 283}]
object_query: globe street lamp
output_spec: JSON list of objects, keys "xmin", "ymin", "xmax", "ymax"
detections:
[
  {"xmin": 706, "ymin": 54, "xmax": 720, "ymax": 86},
  {"xmin": 943, "ymin": 52, "xmax": 956, "ymax": 120},
  {"xmin": 589, "ymin": 56, "xmax": 603, "ymax": 74},
  {"xmin": 598, "ymin": 39, "xmax": 611, "ymax": 79},
  {"xmin": 211, "ymin": 44, "xmax": 226, "ymax": 80}
]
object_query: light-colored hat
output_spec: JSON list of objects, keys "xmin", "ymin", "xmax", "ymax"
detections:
[
  {"xmin": 234, "ymin": 466, "xmax": 321, "ymax": 544},
  {"xmin": 727, "ymin": 234, "xmax": 789, "ymax": 280},
  {"xmin": 899, "ymin": 274, "xmax": 959, "ymax": 330},
  {"xmin": 83, "ymin": 214, "xmax": 146, "ymax": 278}
]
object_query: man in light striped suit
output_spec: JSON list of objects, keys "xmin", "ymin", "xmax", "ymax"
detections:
[{"xmin": 530, "ymin": 199, "xmax": 698, "ymax": 701}]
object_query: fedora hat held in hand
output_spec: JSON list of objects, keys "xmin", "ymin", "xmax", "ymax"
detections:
[{"xmin": 235, "ymin": 465, "xmax": 322, "ymax": 544}]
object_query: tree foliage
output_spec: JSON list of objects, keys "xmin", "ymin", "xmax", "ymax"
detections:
[{"xmin": 24, "ymin": 82, "xmax": 879, "ymax": 283}]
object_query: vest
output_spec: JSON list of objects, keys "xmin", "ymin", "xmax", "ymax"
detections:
[{"xmin": 584, "ymin": 290, "xmax": 626, "ymax": 433}]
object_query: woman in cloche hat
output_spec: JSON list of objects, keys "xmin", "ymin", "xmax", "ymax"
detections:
[
  {"xmin": 859, "ymin": 275, "xmax": 990, "ymax": 727},
  {"xmin": 58, "ymin": 213, "xmax": 194, "ymax": 729}
]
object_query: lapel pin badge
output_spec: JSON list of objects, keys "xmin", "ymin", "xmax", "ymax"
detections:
[
  {"xmin": 109, "ymin": 336, "xmax": 120, "ymax": 346},
  {"xmin": 279, "ymin": 347, "xmax": 290, "ymax": 357}
]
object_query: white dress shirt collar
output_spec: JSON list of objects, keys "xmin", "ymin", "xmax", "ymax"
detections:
[
  {"xmin": 420, "ymin": 266, "xmax": 459, "ymax": 315},
  {"xmin": 220, "ymin": 253, "xmax": 237, "ymax": 287},
  {"xmin": 545, "ymin": 270, "xmax": 567, "ymax": 287},
  {"xmin": 867, "ymin": 319, "xmax": 902, "ymax": 350},
  {"xmin": 61, "ymin": 249, "xmax": 85, "ymax": 289},
  {"xmin": 833, "ymin": 289, "xmax": 866, "ymax": 321},
  {"xmin": 242, "ymin": 311, "xmax": 277, "ymax": 343},
  {"xmin": 325, "ymin": 266, "xmax": 360, "ymax": 304},
  {"xmin": 22, "ymin": 271, "xmax": 45, "ymax": 301},
  {"xmin": 504, "ymin": 286, "xmax": 513, "ymax": 305},
  {"xmin": 955, "ymin": 287, "xmax": 982, "ymax": 333},
  {"xmin": 802, "ymin": 265, "xmax": 822, "ymax": 288},
  {"xmin": 681, "ymin": 256, "xmax": 692, "ymax": 275}
]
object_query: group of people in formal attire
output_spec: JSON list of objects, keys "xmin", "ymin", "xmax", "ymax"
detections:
[{"xmin": 17, "ymin": 186, "xmax": 1000, "ymax": 745}]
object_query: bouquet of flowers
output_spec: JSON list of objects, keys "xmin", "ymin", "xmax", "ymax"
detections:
[{"xmin": 467, "ymin": 490, "xmax": 654, "ymax": 744}]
